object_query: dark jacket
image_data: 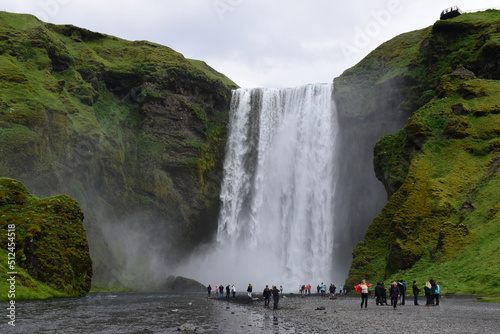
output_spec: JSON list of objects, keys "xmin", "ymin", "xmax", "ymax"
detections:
[
  {"xmin": 398, "ymin": 281, "xmax": 406, "ymax": 294},
  {"xmin": 389, "ymin": 285, "xmax": 399, "ymax": 298},
  {"xmin": 272, "ymin": 287, "xmax": 280, "ymax": 298},
  {"xmin": 413, "ymin": 284, "xmax": 421, "ymax": 295},
  {"xmin": 263, "ymin": 287, "xmax": 271, "ymax": 298},
  {"xmin": 375, "ymin": 284, "xmax": 385, "ymax": 297}
]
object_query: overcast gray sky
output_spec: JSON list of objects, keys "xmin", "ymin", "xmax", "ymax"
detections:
[{"xmin": 2, "ymin": 1, "xmax": 498, "ymax": 88}]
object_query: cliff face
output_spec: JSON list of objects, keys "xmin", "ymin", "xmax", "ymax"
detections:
[
  {"xmin": 0, "ymin": 11, "xmax": 237, "ymax": 288},
  {"xmin": 336, "ymin": 10, "xmax": 499, "ymax": 293},
  {"xmin": 0, "ymin": 178, "xmax": 92, "ymax": 297}
]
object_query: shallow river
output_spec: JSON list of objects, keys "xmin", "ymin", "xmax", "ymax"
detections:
[{"xmin": 6, "ymin": 292, "xmax": 291, "ymax": 334}]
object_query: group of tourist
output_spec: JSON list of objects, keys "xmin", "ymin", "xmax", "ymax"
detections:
[
  {"xmin": 207, "ymin": 283, "xmax": 283, "ymax": 309},
  {"xmin": 206, "ymin": 284, "xmax": 236, "ymax": 299},
  {"xmin": 357, "ymin": 279, "xmax": 441, "ymax": 309},
  {"xmin": 299, "ymin": 283, "xmax": 347, "ymax": 297},
  {"xmin": 207, "ymin": 278, "xmax": 441, "ymax": 311}
]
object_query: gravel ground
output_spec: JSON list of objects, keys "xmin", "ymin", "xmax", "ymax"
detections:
[
  {"xmin": 206, "ymin": 293, "xmax": 500, "ymax": 334},
  {"xmin": 6, "ymin": 292, "xmax": 499, "ymax": 333}
]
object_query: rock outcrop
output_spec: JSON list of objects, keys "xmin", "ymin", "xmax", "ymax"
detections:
[{"xmin": 0, "ymin": 178, "xmax": 92, "ymax": 296}]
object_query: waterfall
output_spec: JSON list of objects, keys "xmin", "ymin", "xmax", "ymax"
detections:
[{"xmin": 216, "ymin": 83, "xmax": 339, "ymax": 288}]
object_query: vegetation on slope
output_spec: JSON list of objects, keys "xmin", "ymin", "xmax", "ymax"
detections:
[
  {"xmin": 341, "ymin": 10, "xmax": 499, "ymax": 295},
  {"xmin": 0, "ymin": 11, "xmax": 237, "ymax": 290},
  {"xmin": 0, "ymin": 178, "xmax": 92, "ymax": 300}
]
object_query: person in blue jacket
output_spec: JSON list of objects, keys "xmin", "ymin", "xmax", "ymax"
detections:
[{"xmin": 434, "ymin": 281, "xmax": 440, "ymax": 306}]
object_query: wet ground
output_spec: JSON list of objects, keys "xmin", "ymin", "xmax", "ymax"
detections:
[{"xmin": 4, "ymin": 292, "xmax": 500, "ymax": 333}]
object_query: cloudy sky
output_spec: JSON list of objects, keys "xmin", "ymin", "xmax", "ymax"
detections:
[{"xmin": 2, "ymin": 1, "xmax": 498, "ymax": 88}]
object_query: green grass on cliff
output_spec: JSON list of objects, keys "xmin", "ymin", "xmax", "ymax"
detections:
[
  {"xmin": 0, "ymin": 249, "xmax": 67, "ymax": 301},
  {"xmin": 344, "ymin": 10, "xmax": 500, "ymax": 295},
  {"xmin": 348, "ymin": 76, "xmax": 499, "ymax": 295}
]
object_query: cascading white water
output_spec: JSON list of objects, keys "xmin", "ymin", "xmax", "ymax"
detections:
[{"xmin": 216, "ymin": 83, "xmax": 339, "ymax": 288}]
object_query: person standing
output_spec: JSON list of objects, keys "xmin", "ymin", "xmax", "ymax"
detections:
[
  {"xmin": 398, "ymin": 280, "xmax": 406, "ymax": 305},
  {"xmin": 389, "ymin": 282, "xmax": 399, "ymax": 309},
  {"xmin": 412, "ymin": 280, "xmax": 421, "ymax": 305},
  {"xmin": 280, "ymin": 285, "xmax": 283, "ymax": 296},
  {"xmin": 226, "ymin": 285, "xmax": 230, "ymax": 299},
  {"xmin": 434, "ymin": 281, "xmax": 440, "ymax": 306},
  {"xmin": 360, "ymin": 280, "xmax": 369, "ymax": 309},
  {"xmin": 207, "ymin": 285, "xmax": 212, "ymax": 297},
  {"xmin": 320, "ymin": 282, "xmax": 326, "ymax": 296},
  {"xmin": 263, "ymin": 285, "xmax": 271, "ymax": 308},
  {"xmin": 219, "ymin": 284, "xmax": 224, "ymax": 298},
  {"xmin": 247, "ymin": 283, "xmax": 253, "ymax": 298},
  {"xmin": 381, "ymin": 282, "xmax": 388, "ymax": 305},
  {"xmin": 231, "ymin": 285, "xmax": 236, "ymax": 298},
  {"xmin": 215, "ymin": 284, "xmax": 219, "ymax": 298},
  {"xmin": 375, "ymin": 282, "xmax": 385, "ymax": 306},
  {"xmin": 272, "ymin": 285, "xmax": 280, "ymax": 309},
  {"xmin": 424, "ymin": 281, "xmax": 432, "ymax": 306},
  {"xmin": 430, "ymin": 280, "xmax": 437, "ymax": 305}
]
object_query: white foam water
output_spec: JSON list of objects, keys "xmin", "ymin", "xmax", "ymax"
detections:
[{"xmin": 214, "ymin": 83, "xmax": 339, "ymax": 289}]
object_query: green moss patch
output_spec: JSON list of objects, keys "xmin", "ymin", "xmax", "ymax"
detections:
[{"xmin": 0, "ymin": 178, "xmax": 92, "ymax": 298}]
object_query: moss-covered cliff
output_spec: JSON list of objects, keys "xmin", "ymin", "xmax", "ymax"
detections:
[
  {"xmin": 337, "ymin": 10, "xmax": 499, "ymax": 294},
  {"xmin": 0, "ymin": 11, "xmax": 237, "ymax": 288},
  {"xmin": 0, "ymin": 178, "xmax": 92, "ymax": 299}
]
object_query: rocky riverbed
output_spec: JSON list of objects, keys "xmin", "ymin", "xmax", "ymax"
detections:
[
  {"xmin": 6, "ymin": 292, "xmax": 500, "ymax": 333},
  {"xmin": 206, "ymin": 293, "xmax": 500, "ymax": 334}
]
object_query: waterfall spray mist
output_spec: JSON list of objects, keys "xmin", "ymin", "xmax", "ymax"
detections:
[{"xmin": 178, "ymin": 83, "xmax": 340, "ymax": 291}]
